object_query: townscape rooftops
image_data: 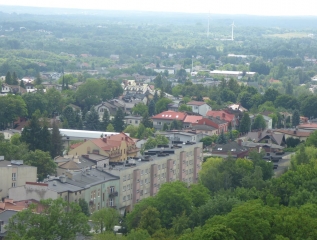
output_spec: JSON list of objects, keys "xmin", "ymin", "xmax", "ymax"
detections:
[
  {"xmin": 206, "ymin": 110, "xmax": 235, "ymax": 122},
  {"xmin": 183, "ymin": 115, "xmax": 203, "ymax": 124},
  {"xmin": 186, "ymin": 101, "xmax": 206, "ymax": 106}
]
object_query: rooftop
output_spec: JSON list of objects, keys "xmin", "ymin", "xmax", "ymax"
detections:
[
  {"xmin": 183, "ymin": 115, "xmax": 203, "ymax": 124},
  {"xmin": 0, "ymin": 160, "xmax": 35, "ymax": 168},
  {"xmin": 151, "ymin": 110, "xmax": 187, "ymax": 121},
  {"xmin": 187, "ymin": 101, "xmax": 206, "ymax": 106}
]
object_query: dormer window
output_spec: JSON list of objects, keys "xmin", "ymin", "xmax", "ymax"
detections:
[{"xmin": 217, "ymin": 148, "xmax": 222, "ymax": 150}]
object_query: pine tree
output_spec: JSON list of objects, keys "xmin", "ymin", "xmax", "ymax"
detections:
[
  {"xmin": 12, "ymin": 72, "xmax": 18, "ymax": 85},
  {"xmin": 148, "ymin": 100, "xmax": 156, "ymax": 116},
  {"xmin": 292, "ymin": 110, "xmax": 300, "ymax": 127},
  {"xmin": 50, "ymin": 121, "xmax": 63, "ymax": 158},
  {"xmin": 20, "ymin": 80, "xmax": 25, "ymax": 88},
  {"xmin": 113, "ymin": 108, "xmax": 125, "ymax": 132},
  {"xmin": 217, "ymin": 129, "xmax": 227, "ymax": 144},
  {"xmin": 141, "ymin": 112, "xmax": 153, "ymax": 128},
  {"xmin": 34, "ymin": 73, "xmax": 42, "ymax": 86},
  {"xmin": 5, "ymin": 71, "xmax": 12, "ymax": 84},
  {"xmin": 62, "ymin": 74, "xmax": 65, "ymax": 90},
  {"xmin": 40, "ymin": 123, "xmax": 52, "ymax": 152},
  {"xmin": 153, "ymin": 91, "xmax": 159, "ymax": 103},
  {"xmin": 239, "ymin": 112, "xmax": 251, "ymax": 134},
  {"xmin": 101, "ymin": 109, "xmax": 110, "ymax": 131},
  {"xmin": 162, "ymin": 123, "xmax": 169, "ymax": 131},
  {"xmin": 84, "ymin": 107, "xmax": 100, "ymax": 131}
]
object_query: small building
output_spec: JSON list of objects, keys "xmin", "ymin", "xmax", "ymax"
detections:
[
  {"xmin": 124, "ymin": 116, "xmax": 143, "ymax": 127},
  {"xmin": 245, "ymin": 130, "xmax": 286, "ymax": 146},
  {"xmin": 206, "ymin": 110, "xmax": 237, "ymax": 129},
  {"xmin": 273, "ymin": 129, "xmax": 312, "ymax": 142},
  {"xmin": 186, "ymin": 101, "xmax": 211, "ymax": 116},
  {"xmin": 0, "ymin": 159, "xmax": 37, "ymax": 200},
  {"xmin": 183, "ymin": 115, "xmax": 203, "ymax": 128},
  {"xmin": 160, "ymin": 131, "xmax": 204, "ymax": 143},
  {"xmin": 94, "ymin": 100, "xmax": 125, "ymax": 120},
  {"xmin": 0, "ymin": 210, "xmax": 18, "ymax": 238},
  {"xmin": 0, "ymin": 129, "xmax": 21, "ymax": 140},
  {"xmin": 192, "ymin": 117, "xmax": 228, "ymax": 134}
]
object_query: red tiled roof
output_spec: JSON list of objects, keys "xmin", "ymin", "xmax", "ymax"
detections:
[
  {"xmin": 70, "ymin": 142, "xmax": 84, "ymax": 149},
  {"xmin": 183, "ymin": 115, "xmax": 203, "ymax": 124},
  {"xmin": 206, "ymin": 110, "xmax": 235, "ymax": 122},
  {"xmin": 151, "ymin": 110, "xmax": 187, "ymax": 121},
  {"xmin": 91, "ymin": 132, "xmax": 136, "ymax": 151},
  {"xmin": 187, "ymin": 101, "xmax": 206, "ymax": 106},
  {"xmin": 298, "ymin": 123, "xmax": 317, "ymax": 128}
]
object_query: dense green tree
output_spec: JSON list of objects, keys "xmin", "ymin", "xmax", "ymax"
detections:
[
  {"xmin": 132, "ymin": 103, "xmax": 148, "ymax": 116},
  {"xmin": 22, "ymin": 93, "xmax": 48, "ymax": 118},
  {"xmin": 263, "ymin": 88, "xmax": 280, "ymax": 104},
  {"xmin": 200, "ymin": 135, "xmax": 218, "ymax": 148},
  {"xmin": 155, "ymin": 98, "xmax": 172, "ymax": 114},
  {"xmin": 139, "ymin": 207, "xmax": 161, "ymax": 235},
  {"xmin": 34, "ymin": 73, "xmax": 42, "ymax": 85},
  {"xmin": 12, "ymin": 71, "xmax": 18, "ymax": 85},
  {"xmin": 50, "ymin": 121, "xmax": 63, "ymax": 158},
  {"xmin": 90, "ymin": 207, "xmax": 120, "ymax": 233},
  {"xmin": 178, "ymin": 104, "xmax": 192, "ymax": 112},
  {"xmin": 217, "ymin": 129, "xmax": 227, "ymax": 144},
  {"xmin": 78, "ymin": 198, "xmax": 90, "ymax": 216},
  {"xmin": 84, "ymin": 107, "xmax": 100, "ymax": 130},
  {"xmin": 292, "ymin": 110, "xmax": 300, "ymax": 127},
  {"xmin": 5, "ymin": 71, "xmax": 12, "ymax": 84},
  {"xmin": 62, "ymin": 106, "xmax": 76, "ymax": 129},
  {"xmin": 251, "ymin": 115, "xmax": 267, "ymax": 130},
  {"xmin": 148, "ymin": 100, "xmax": 156, "ymax": 116},
  {"xmin": 23, "ymin": 150, "xmax": 57, "ymax": 181},
  {"xmin": 106, "ymin": 123, "xmax": 115, "ymax": 132},
  {"xmin": 113, "ymin": 108, "xmax": 125, "ymax": 132},
  {"xmin": 162, "ymin": 123, "xmax": 169, "ymax": 131},
  {"xmin": 239, "ymin": 112, "xmax": 251, "ymax": 134},
  {"xmin": 5, "ymin": 198, "xmax": 90, "ymax": 240},
  {"xmin": 127, "ymin": 229, "xmax": 151, "ymax": 240},
  {"xmin": 141, "ymin": 112, "xmax": 153, "ymax": 128},
  {"xmin": 170, "ymin": 120, "xmax": 183, "ymax": 130}
]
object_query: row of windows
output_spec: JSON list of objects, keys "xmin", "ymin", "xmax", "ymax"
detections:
[{"xmin": 123, "ymin": 194, "xmax": 133, "ymax": 202}]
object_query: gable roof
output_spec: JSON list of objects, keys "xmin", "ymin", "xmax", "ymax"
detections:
[
  {"xmin": 206, "ymin": 110, "xmax": 235, "ymax": 122},
  {"xmin": 212, "ymin": 141, "xmax": 248, "ymax": 156},
  {"xmin": 245, "ymin": 130, "xmax": 285, "ymax": 146},
  {"xmin": 183, "ymin": 115, "xmax": 203, "ymax": 124},
  {"xmin": 152, "ymin": 110, "xmax": 187, "ymax": 121},
  {"xmin": 187, "ymin": 101, "xmax": 206, "ymax": 106},
  {"xmin": 274, "ymin": 129, "xmax": 312, "ymax": 137}
]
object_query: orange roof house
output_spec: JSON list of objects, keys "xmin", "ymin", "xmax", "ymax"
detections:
[
  {"xmin": 152, "ymin": 110, "xmax": 187, "ymax": 130},
  {"xmin": 68, "ymin": 132, "xmax": 139, "ymax": 162}
]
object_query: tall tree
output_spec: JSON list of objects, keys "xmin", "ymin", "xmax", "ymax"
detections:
[
  {"xmin": 141, "ymin": 112, "xmax": 153, "ymax": 128},
  {"xmin": 84, "ymin": 107, "xmax": 100, "ymax": 130},
  {"xmin": 6, "ymin": 198, "xmax": 90, "ymax": 239},
  {"xmin": 34, "ymin": 73, "xmax": 42, "ymax": 85},
  {"xmin": 5, "ymin": 71, "xmax": 12, "ymax": 84},
  {"xmin": 20, "ymin": 79, "xmax": 25, "ymax": 88},
  {"xmin": 90, "ymin": 207, "xmax": 120, "ymax": 233},
  {"xmin": 148, "ymin": 100, "xmax": 156, "ymax": 116},
  {"xmin": 239, "ymin": 112, "xmax": 251, "ymax": 134},
  {"xmin": 50, "ymin": 121, "xmax": 63, "ymax": 158},
  {"xmin": 113, "ymin": 108, "xmax": 125, "ymax": 132},
  {"xmin": 12, "ymin": 71, "xmax": 18, "ymax": 85},
  {"xmin": 21, "ymin": 115, "xmax": 43, "ymax": 151},
  {"xmin": 217, "ymin": 129, "xmax": 227, "ymax": 144},
  {"xmin": 292, "ymin": 110, "xmax": 300, "ymax": 127},
  {"xmin": 78, "ymin": 198, "xmax": 90, "ymax": 216},
  {"xmin": 101, "ymin": 109, "xmax": 110, "ymax": 131},
  {"xmin": 252, "ymin": 115, "xmax": 267, "ymax": 130},
  {"xmin": 139, "ymin": 207, "xmax": 161, "ymax": 235},
  {"xmin": 106, "ymin": 123, "xmax": 115, "ymax": 132},
  {"xmin": 153, "ymin": 91, "xmax": 159, "ymax": 103},
  {"xmin": 24, "ymin": 150, "xmax": 57, "ymax": 181}
]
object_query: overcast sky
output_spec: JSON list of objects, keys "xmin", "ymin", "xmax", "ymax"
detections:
[{"xmin": 0, "ymin": 0, "xmax": 316, "ymax": 16}]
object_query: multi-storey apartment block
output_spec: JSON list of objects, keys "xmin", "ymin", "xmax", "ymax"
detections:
[{"xmin": 107, "ymin": 142, "xmax": 203, "ymax": 214}]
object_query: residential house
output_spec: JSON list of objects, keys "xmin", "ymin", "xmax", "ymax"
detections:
[
  {"xmin": 167, "ymin": 100, "xmax": 182, "ymax": 112},
  {"xmin": 0, "ymin": 159, "xmax": 37, "ymax": 200},
  {"xmin": 124, "ymin": 116, "xmax": 143, "ymax": 127},
  {"xmin": 25, "ymin": 82, "xmax": 36, "ymax": 92},
  {"xmin": 210, "ymin": 140, "xmax": 249, "ymax": 158},
  {"xmin": 273, "ymin": 129, "xmax": 312, "ymax": 142},
  {"xmin": 241, "ymin": 141, "xmax": 285, "ymax": 154},
  {"xmin": 0, "ymin": 129, "xmax": 21, "ymax": 140},
  {"xmin": 94, "ymin": 100, "xmax": 125, "ymax": 120},
  {"xmin": 244, "ymin": 130, "xmax": 286, "ymax": 146},
  {"xmin": 1, "ymin": 83, "xmax": 12, "ymax": 94},
  {"xmin": 193, "ymin": 116, "xmax": 228, "ymax": 134},
  {"xmin": 191, "ymin": 124, "xmax": 218, "ymax": 136},
  {"xmin": 183, "ymin": 115, "xmax": 203, "ymax": 128},
  {"xmin": 108, "ymin": 142, "xmax": 203, "ymax": 214},
  {"xmin": 153, "ymin": 67, "xmax": 175, "ymax": 75},
  {"xmin": 227, "ymin": 103, "xmax": 247, "ymax": 112},
  {"xmin": 68, "ymin": 132, "xmax": 139, "ymax": 162},
  {"xmin": 186, "ymin": 101, "xmax": 211, "ymax": 116},
  {"xmin": 206, "ymin": 110, "xmax": 237, "ymax": 129},
  {"xmin": 151, "ymin": 111, "xmax": 187, "ymax": 130}
]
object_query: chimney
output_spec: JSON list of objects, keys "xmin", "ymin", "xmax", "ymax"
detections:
[
  {"xmin": 222, "ymin": 113, "xmax": 225, "ymax": 119},
  {"xmin": 103, "ymin": 138, "xmax": 107, "ymax": 143},
  {"xmin": 238, "ymin": 139, "xmax": 242, "ymax": 146},
  {"xmin": 294, "ymin": 130, "xmax": 297, "ymax": 134}
]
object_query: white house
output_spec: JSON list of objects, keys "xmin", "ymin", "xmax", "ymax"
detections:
[{"xmin": 186, "ymin": 101, "xmax": 211, "ymax": 116}]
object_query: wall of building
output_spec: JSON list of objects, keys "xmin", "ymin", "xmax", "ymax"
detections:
[
  {"xmin": 0, "ymin": 165, "xmax": 37, "ymax": 200},
  {"xmin": 9, "ymin": 183, "xmax": 58, "ymax": 202}
]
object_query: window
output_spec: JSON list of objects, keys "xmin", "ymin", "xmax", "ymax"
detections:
[
  {"xmin": 123, "ymin": 175, "xmax": 126, "ymax": 181},
  {"xmin": 157, "ymin": 122, "xmax": 162, "ymax": 125},
  {"xmin": 109, "ymin": 198, "xmax": 114, "ymax": 206},
  {"xmin": 98, "ymin": 189, "xmax": 100, "ymax": 197},
  {"xmin": 12, "ymin": 173, "xmax": 16, "ymax": 181},
  {"xmin": 141, "ymin": 170, "xmax": 144, "ymax": 175},
  {"xmin": 11, "ymin": 182, "xmax": 16, "ymax": 187},
  {"xmin": 127, "ymin": 185, "xmax": 130, "ymax": 190},
  {"xmin": 127, "ymin": 195, "xmax": 130, "ymax": 200},
  {"xmin": 137, "ymin": 189, "xmax": 139, "ymax": 193},
  {"xmin": 141, "ymin": 180, "xmax": 143, "ymax": 186},
  {"xmin": 145, "ymin": 178, "xmax": 148, "ymax": 184},
  {"xmin": 103, "ymin": 193, "xmax": 105, "ymax": 201},
  {"xmin": 97, "ymin": 203, "xmax": 100, "ymax": 210},
  {"xmin": 123, "ymin": 196, "xmax": 126, "ymax": 202},
  {"xmin": 127, "ymin": 174, "xmax": 130, "ymax": 180},
  {"xmin": 135, "ymin": 120, "xmax": 138, "ymax": 124},
  {"xmin": 140, "ymin": 190, "xmax": 143, "ymax": 196},
  {"xmin": 158, "ymin": 165, "xmax": 161, "ymax": 170},
  {"xmin": 123, "ymin": 186, "xmax": 126, "ymax": 192},
  {"xmin": 186, "ymin": 161, "xmax": 189, "ymax": 166},
  {"xmin": 110, "ymin": 186, "xmax": 115, "ymax": 193},
  {"xmin": 173, "ymin": 161, "xmax": 176, "ymax": 166},
  {"xmin": 146, "ymin": 169, "xmax": 149, "ymax": 174}
]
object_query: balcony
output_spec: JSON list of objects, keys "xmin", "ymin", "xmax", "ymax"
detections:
[
  {"xmin": 89, "ymin": 199, "xmax": 95, "ymax": 205},
  {"xmin": 109, "ymin": 191, "xmax": 118, "ymax": 198}
]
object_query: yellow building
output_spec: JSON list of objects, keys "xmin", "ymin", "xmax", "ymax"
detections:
[{"xmin": 69, "ymin": 133, "xmax": 139, "ymax": 162}]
